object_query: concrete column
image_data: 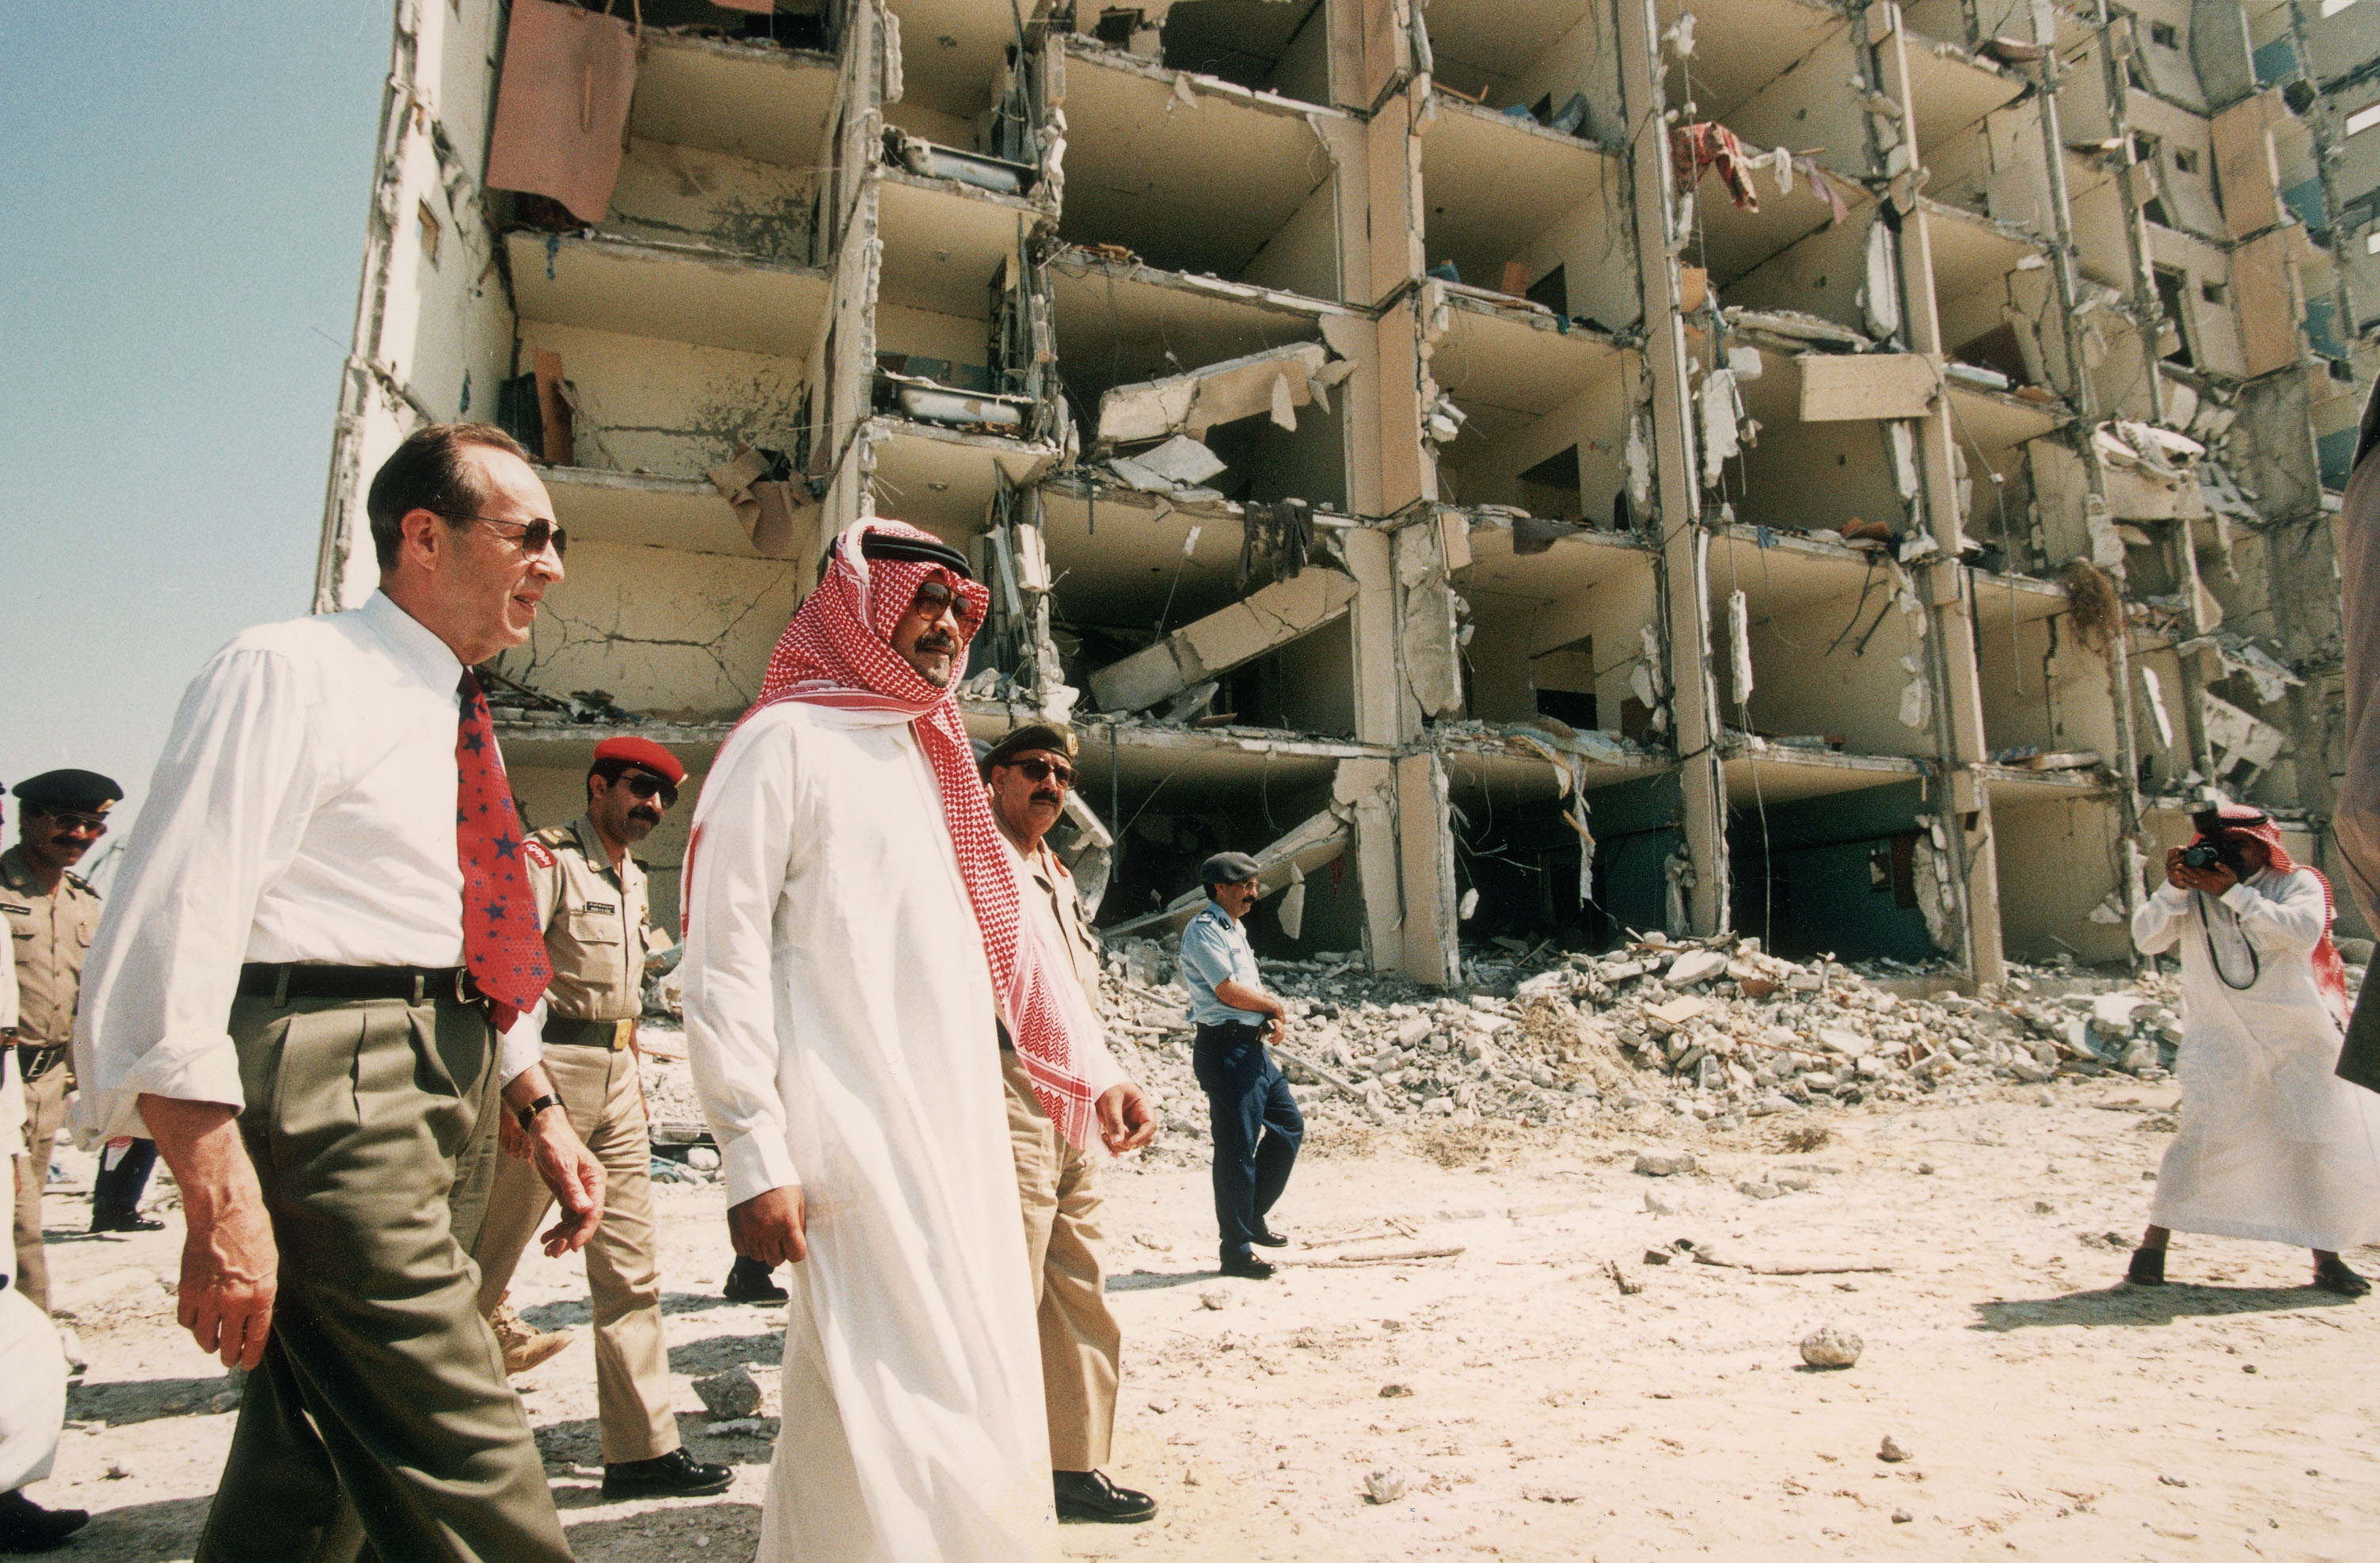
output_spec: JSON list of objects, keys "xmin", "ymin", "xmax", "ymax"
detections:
[
  {"xmin": 1617, "ymin": 0, "xmax": 1728, "ymax": 937},
  {"xmin": 1870, "ymin": 2, "xmax": 2006, "ymax": 984}
]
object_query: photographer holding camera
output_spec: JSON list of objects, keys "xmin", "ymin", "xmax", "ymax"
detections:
[{"xmin": 2126, "ymin": 804, "xmax": 2380, "ymax": 1295}]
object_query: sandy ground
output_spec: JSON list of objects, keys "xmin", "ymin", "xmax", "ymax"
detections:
[{"xmin": 25, "ymin": 1074, "xmax": 2380, "ymax": 1561}]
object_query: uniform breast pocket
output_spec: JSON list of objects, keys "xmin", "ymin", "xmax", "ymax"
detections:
[{"xmin": 564, "ymin": 910, "xmax": 621, "ymax": 945}]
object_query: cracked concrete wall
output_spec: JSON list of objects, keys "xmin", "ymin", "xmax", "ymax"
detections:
[
  {"xmin": 515, "ymin": 322, "xmax": 808, "ymax": 478},
  {"xmin": 496, "ymin": 542, "xmax": 802, "ymax": 720},
  {"xmin": 603, "ymin": 139, "xmax": 821, "ymax": 266}
]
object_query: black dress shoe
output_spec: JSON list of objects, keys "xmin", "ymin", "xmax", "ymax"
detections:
[
  {"xmin": 0, "ymin": 1490, "xmax": 89, "ymax": 1552},
  {"xmin": 602, "ymin": 1447, "xmax": 735, "ymax": 1500},
  {"xmin": 1218, "ymin": 1253, "xmax": 1276, "ymax": 1280},
  {"xmin": 724, "ymin": 1256, "xmax": 788, "ymax": 1304},
  {"xmin": 2126, "ymin": 1247, "xmax": 2167, "ymax": 1286},
  {"xmin": 1054, "ymin": 1469, "xmax": 1157, "ymax": 1524},
  {"xmin": 89, "ymin": 1211, "xmax": 165, "ymax": 1234},
  {"xmin": 2314, "ymin": 1256, "xmax": 2371, "ymax": 1298},
  {"xmin": 1250, "ymin": 1227, "xmax": 1289, "ymax": 1247}
]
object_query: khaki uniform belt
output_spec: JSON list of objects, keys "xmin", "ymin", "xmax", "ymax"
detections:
[
  {"xmin": 13, "ymin": 1041, "xmax": 70, "ymax": 1082},
  {"xmin": 543, "ymin": 1013, "xmax": 637, "ymax": 1050}
]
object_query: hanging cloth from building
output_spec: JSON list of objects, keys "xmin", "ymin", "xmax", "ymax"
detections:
[
  {"xmin": 1671, "ymin": 122, "xmax": 1761, "ymax": 212},
  {"xmin": 486, "ymin": 0, "xmax": 642, "ymax": 225},
  {"xmin": 1237, "ymin": 500, "xmax": 1314, "ymax": 589}
]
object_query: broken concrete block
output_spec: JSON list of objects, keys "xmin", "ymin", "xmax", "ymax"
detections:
[
  {"xmin": 1643, "ymin": 996, "xmax": 1709, "ymax": 1034},
  {"xmin": 1096, "ymin": 342, "xmax": 1333, "ymax": 444},
  {"xmin": 1363, "ymin": 1469, "xmax": 1409, "ymax": 1504},
  {"xmin": 1633, "ymin": 1150, "xmax": 1697, "ymax": 1177},
  {"xmin": 1665, "ymin": 949, "xmax": 1729, "ymax": 987},
  {"xmin": 1799, "ymin": 1325, "xmax": 1863, "ymax": 1368},
  {"xmin": 694, "ymin": 1367, "xmax": 762, "ymax": 1420},
  {"xmin": 1878, "ymin": 1435, "xmax": 1912, "ymax": 1463},
  {"xmin": 1089, "ymin": 567, "xmax": 1358, "ymax": 713}
]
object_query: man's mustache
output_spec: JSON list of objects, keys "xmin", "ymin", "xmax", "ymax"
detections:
[
  {"xmin": 915, "ymin": 632, "xmax": 959, "ymax": 655},
  {"xmin": 1031, "ymin": 790, "xmax": 1063, "ymax": 808},
  {"xmin": 629, "ymin": 806, "xmax": 661, "ymax": 824}
]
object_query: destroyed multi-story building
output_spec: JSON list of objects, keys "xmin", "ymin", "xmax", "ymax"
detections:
[{"xmin": 313, "ymin": 0, "xmax": 2378, "ymax": 986}]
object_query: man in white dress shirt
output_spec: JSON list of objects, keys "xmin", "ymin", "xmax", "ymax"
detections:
[
  {"xmin": 683, "ymin": 519, "xmax": 1111, "ymax": 1561},
  {"xmin": 74, "ymin": 423, "xmax": 606, "ymax": 1561}
]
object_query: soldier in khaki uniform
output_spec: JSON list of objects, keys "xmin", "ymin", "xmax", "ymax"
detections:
[
  {"xmin": 977, "ymin": 725, "xmax": 1161, "ymax": 1525},
  {"xmin": 467, "ymin": 736, "xmax": 730, "ymax": 1501},
  {"xmin": 4, "ymin": 770, "xmax": 119, "ymax": 1316}
]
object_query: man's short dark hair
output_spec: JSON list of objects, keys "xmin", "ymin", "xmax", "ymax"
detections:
[{"xmin": 365, "ymin": 422, "xmax": 532, "ymax": 570}]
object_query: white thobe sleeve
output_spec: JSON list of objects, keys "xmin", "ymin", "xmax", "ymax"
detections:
[
  {"xmin": 75, "ymin": 646, "xmax": 321, "ymax": 1139},
  {"xmin": 2220, "ymin": 873, "xmax": 2329, "ymax": 954},
  {"xmin": 682, "ymin": 721, "xmax": 804, "ymax": 1207},
  {"xmin": 2132, "ymin": 881, "xmax": 2192, "ymax": 955}
]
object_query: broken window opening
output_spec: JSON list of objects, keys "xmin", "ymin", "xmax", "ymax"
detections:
[
  {"xmin": 1156, "ymin": 0, "xmax": 1332, "ymax": 109},
  {"xmin": 2152, "ymin": 266, "xmax": 2195, "ymax": 367},
  {"xmin": 1728, "ymin": 786, "xmax": 1937, "ymax": 963},
  {"xmin": 1515, "ymin": 446, "xmax": 1584, "ymax": 521}
]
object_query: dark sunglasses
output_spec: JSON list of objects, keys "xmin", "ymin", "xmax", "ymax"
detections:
[
  {"xmin": 32, "ymin": 807, "xmax": 108, "ymax": 836},
  {"xmin": 1009, "ymin": 756, "xmax": 1075, "ymax": 789},
  {"xmin": 442, "ymin": 512, "xmax": 569, "ymax": 559},
  {"xmin": 907, "ymin": 579, "xmax": 959, "ymax": 617},
  {"xmin": 618, "ymin": 771, "xmax": 679, "ymax": 808}
]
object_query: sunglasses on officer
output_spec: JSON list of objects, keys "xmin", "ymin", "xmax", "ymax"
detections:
[
  {"xmin": 1005, "ymin": 755, "xmax": 1075, "ymax": 789},
  {"xmin": 29, "ymin": 806, "xmax": 108, "ymax": 837},
  {"xmin": 614, "ymin": 770, "xmax": 679, "ymax": 808}
]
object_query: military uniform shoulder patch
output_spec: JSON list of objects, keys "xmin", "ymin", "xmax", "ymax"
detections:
[{"xmin": 523, "ymin": 839, "xmax": 557, "ymax": 869}]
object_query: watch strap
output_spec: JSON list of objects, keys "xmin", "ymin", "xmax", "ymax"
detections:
[{"xmin": 516, "ymin": 1093, "xmax": 564, "ymax": 1132}]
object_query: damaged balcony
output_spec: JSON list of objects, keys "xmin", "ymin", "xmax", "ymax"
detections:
[
  {"xmin": 1417, "ymin": 95, "xmax": 1634, "ymax": 330},
  {"xmin": 1417, "ymin": 0, "xmax": 1624, "ymax": 143},
  {"xmin": 1453, "ymin": 512, "xmax": 1661, "ymax": 748},
  {"xmin": 1704, "ymin": 523, "xmax": 1941, "ymax": 772},
  {"xmin": 1048, "ymin": 245, "xmax": 1359, "ymax": 508},
  {"xmin": 1040, "ymin": 480, "xmax": 1363, "ymax": 737},
  {"xmin": 1055, "ymin": 39, "xmax": 1348, "ymax": 301},
  {"xmin": 1970, "ymin": 569, "xmax": 2122, "ymax": 784},
  {"xmin": 1422, "ymin": 282, "xmax": 1632, "ymax": 527},
  {"xmin": 629, "ymin": 28, "xmax": 841, "ymax": 173},
  {"xmin": 862, "ymin": 207, "xmax": 1063, "ymax": 537}
]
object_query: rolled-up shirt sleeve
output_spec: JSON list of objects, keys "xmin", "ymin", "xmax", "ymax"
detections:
[
  {"xmin": 74, "ymin": 646, "xmax": 320, "ymax": 1140},
  {"xmin": 1178, "ymin": 918, "xmax": 1234, "ymax": 994},
  {"xmin": 682, "ymin": 719, "xmax": 804, "ymax": 1207}
]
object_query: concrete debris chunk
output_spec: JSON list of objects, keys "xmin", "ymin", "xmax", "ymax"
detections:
[
  {"xmin": 1634, "ymin": 1150, "xmax": 1697, "ymax": 1177},
  {"xmin": 693, "ymin": 1367, "xmax": 762, "ymax": 1420},
  {"xmin": 1879, "ymin": 1435, "xmax": 1912, "ymax": 1463},
  {"xmin": 1363, "ymin": 1469, "xmax": 1409, "ymax": 1504},
  {"xmin": 1799, "ymin": 1325, "xmax": 1863, "ymax": 1368}
]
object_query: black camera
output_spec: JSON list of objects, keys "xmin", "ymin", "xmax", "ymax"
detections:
[{"xmin": 2180, "ymin": 843, "xmax": 2224, "ymax": 871}]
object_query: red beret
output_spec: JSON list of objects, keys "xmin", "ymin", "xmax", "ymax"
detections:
[{"xmin": 593, "ymin": 736, "xmax": 686, "ymax": 786}]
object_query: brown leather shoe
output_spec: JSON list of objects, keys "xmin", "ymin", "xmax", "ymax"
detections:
[{"xmin": 490, "ymin": 1297, "xmax": 572, "ymax": 1375}]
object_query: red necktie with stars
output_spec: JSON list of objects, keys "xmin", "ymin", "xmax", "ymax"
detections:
[{"xmin": 457, "ymin": 670, "xmax": 550, "ymax": 1031}]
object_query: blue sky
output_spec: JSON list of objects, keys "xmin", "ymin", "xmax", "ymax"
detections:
[{"xmin": 0, "ymin": 2, "xmax": 394, "ymax": 870}]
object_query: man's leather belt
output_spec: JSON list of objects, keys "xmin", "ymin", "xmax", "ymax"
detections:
[
  {"xmin": 238, "ymin": 963, "xmax": 475, "ymax": 1003},
  {"xmin": 13, "ymin": 1042, "xmax": 70, "ymax": 1082},
  {"xmin": 544, "ymin": 1013, "xmax": 635, "ymax": 1050}
]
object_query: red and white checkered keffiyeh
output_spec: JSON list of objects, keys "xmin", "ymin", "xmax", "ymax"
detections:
[
  {"xmin": 2196, "ymin": 802, "xmax": 2350, "ymax": 1026},
  {"xmin": 726, "ymin": 517, "xmax": 1100, "ymax": 1147}
]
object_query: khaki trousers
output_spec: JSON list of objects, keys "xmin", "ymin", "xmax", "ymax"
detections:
[
  {"xmin": 1002, "ymin": 1050, "xmax": 1119, "ymax": 1471},
  {"xmin": 195, "ymin": 991, "xmax": 571, "ymax": 1563},
  {"xmin": 10, "ymin": 1063, "xmax": 64, "ymax": 1314},
  {"xmin": 470, "ymin": 1041, "xmax": 676, "ymax": 1463}
]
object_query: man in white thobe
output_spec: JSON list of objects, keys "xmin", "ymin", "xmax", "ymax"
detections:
[
  {"xmin": 2128, "ymin": 804, "xmax": 2380, "ymax": 1295},
  {"xmin": 685, "ymin": 519, "xmax": 1100, "ymax": 1561}
]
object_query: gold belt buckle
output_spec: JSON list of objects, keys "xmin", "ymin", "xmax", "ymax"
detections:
[{"xmin": 612, "ymin": 1018, "xmax": 634, "ymax": 1051}]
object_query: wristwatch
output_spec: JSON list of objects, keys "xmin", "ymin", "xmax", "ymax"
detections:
[{"xmin": 517, "ymin": 1093, "xmax": 564, "ymax": 1132}]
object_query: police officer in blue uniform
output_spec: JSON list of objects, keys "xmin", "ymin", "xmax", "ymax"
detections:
[{"xmin": 1176, "ymin": 852, "xmax": 1301, "ymax": 1280}]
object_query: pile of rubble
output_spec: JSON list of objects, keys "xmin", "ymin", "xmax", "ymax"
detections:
[{"xmin": 1093, "ymin": 934, "xmax": 2205, "ymax": 1143}]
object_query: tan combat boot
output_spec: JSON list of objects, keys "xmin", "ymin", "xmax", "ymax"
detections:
[{"xmin": 489, "ymin": 1294, "xmax": 573, "ymax": 1375}]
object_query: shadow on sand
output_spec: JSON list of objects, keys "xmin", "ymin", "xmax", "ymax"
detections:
[{"xmin": 1971, "ymin": 1281, "xmax": 2357, "ymax": 1331}]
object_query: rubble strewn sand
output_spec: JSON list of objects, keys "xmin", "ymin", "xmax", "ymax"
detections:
[{"xmin": 28, "ymin": 954, "xmax": 2380, "ymax": 1560}]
